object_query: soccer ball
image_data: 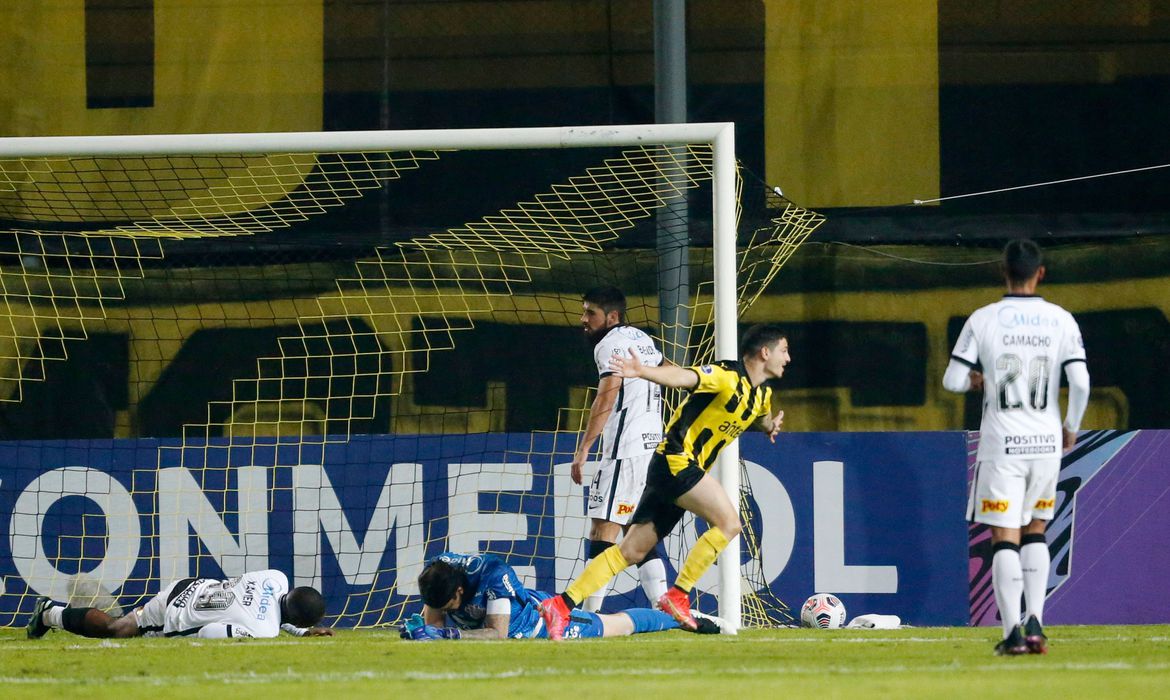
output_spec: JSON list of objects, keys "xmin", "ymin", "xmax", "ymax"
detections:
[{"xmin": 800, "ymin": 593, "xmax": 846, "ymax": 629}]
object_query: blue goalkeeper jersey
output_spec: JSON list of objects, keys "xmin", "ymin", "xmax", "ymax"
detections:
[
  {"xmin": 429, "ymin": 552, "xmax": 611, "ymax": 639},
  {"xmin": 428, "ymin": 552, "xmax": 540, "ymax": 637}
]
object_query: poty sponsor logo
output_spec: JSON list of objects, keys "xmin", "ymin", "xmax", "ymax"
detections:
[
  {"xmin": 616, "ymin": 503, "xmax": 634, "ymax": 515},
  {"xmin": 1034, "ymin": 498, "xmax": 1055, "ymax": 510},
  {"xmin": 981, "ymin": 499, "xmax": 1010, "ymax": 514}
]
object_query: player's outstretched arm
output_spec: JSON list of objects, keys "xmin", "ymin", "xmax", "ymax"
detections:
[
  {"xmin": 303, "ymin": 627, "xmax": 334, "ymax": 637},
  {"xmin": 609, "ymin": 349, "xmax": 697, "ymax": 389},
  {"xmin": 454, "ymin": 614, "xmax": 509, "ymax": 639},
  {"xmin": 280, "ymin": 622, "xmax": 334, "ymax": 637}
]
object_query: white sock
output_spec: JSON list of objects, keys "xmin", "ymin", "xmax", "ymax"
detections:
[
  {"xmin": 1020, "ymin": 541, "xmax": 1050, "ymax": 624},
  {"xmin": 992, "ymin": 544, "xmax": 1023, "ymax": 638},
  {"xmin": 582, "ymin": 571, "xmax": 611, "ymax": 613},
  {"xmin": 43, "ymin": 603, "xmax": 64, "ymax": 630},
  {"xmin": 638, "ymin": 557, "xmax": 668, "ymax": 604}
]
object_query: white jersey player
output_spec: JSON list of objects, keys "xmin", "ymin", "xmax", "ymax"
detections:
[
  {"xmin": 27, "ymin": 569, "xmax": 332, "ymax": 640},
  {"xmin": 592, "ymin": 325, "xmax": 664, "ymax": 467},
  {"xmin": 570, "ymin": 286, "xmax": 668, "ymax": 613},
  {"xmin": 943, "ymin": 239, "xmax": 1089, "ymax": 656}
]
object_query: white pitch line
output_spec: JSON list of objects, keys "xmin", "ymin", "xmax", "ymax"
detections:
[
  {"xmin": 2, "ymin": 661, "xmax": 1170, "ymax": 685},
  {"xmin": 3, "ymin": 633, "xmax": 1167, "ymax": 652},
  {"xmin": 2, "ymin": 638, "xmax": 341, "ymax": 651}
]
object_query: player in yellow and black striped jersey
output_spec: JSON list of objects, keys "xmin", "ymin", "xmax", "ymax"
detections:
[
  {"xmin": 539, "ymin": 324, "xmax": 790, "ymax": 639},
  {"xmin": 658, "ymin": 360, "xmax": 774, "ymax": 475}
]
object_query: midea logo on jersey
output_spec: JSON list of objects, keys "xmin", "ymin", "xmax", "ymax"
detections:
[
  {"xmin": 256, "ymin": 578, "xmax": 277, "ymax": 620},
  {"xmin": 997, "ymin": 306, "xmax": 1058, "ymax": 329}
]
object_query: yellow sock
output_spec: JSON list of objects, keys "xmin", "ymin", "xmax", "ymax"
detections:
[
  {"xmin": 565, "ymin": 544, "xmax": 629, "ymax": 605},
  {"xmin": 674, "ymin": 526, "xmax": 729, "ymax": 593}
]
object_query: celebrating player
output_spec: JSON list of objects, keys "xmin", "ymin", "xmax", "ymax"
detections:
[
  {"xmin": 943, "ymin": 239, "xmax": 1090, "ymax": 655},
  {"xmin": 570, "ymin": 286, "xmax": 668, "ymax": 612},
  {"xmin": 540, "ymin": 324, "xmax": 788, "ymax": 639},
  {"xmin": 27, "ymin": 569, "xmax": 333, "ymax": 640},
  {"xmin": 402, "ymin": 552, "xmax": 716, "ymax": 640}
]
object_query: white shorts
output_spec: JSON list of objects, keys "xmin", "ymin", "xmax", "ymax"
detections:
[
  {"xmin": 587, "ymin": 452, "xmax": 652, "ymax": 526},
  {"xmin": 967, "ymin": 458, "xmax": 1060, "ymax": 528},
  {"xmin": 135, "ymin": 577, "xmax": 202, "ymax": 637}
]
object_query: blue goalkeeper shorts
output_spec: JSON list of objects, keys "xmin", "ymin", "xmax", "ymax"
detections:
[{"xmin": 512, "ymin": 592, "xmax": 605, "ymax": 639}]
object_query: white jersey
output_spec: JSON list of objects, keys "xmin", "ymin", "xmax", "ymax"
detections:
[
  {"xmin": 593, "ymin": 325, "xmax": 663, "ymax": 459},
  {"xmin": 950, "ymin": 295, "xmax": 1087, "ymax": 461},
  {"xmin": 159, "ymin": 570, "xmax": 290, "ymax": 638}
]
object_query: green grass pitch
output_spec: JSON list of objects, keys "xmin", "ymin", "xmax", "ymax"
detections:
[{"xmin": 3, "ymin": 625, "xmax": 1168, "ymax": 699}]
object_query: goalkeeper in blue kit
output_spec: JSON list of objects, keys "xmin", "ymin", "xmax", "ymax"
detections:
[{"xmin": 400, "ymin": 552, "xmax": 719, "ymax": 640}]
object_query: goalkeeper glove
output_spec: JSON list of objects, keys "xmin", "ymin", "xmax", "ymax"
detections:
[{"xmin": 399, "ymin": 613, "xmax": 462, "ymax": 641}]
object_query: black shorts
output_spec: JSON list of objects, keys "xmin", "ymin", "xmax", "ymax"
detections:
[{"xmin": 630, "ymin": 452, "xmax": 706, "ymax": 537}]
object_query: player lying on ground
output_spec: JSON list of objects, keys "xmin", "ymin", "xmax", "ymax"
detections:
[
  {"xmin": 401, "ymin": 552, "xmax": 719, "ymax": 640},
  {"xmin": 27, "ymin": 569, "xmax": 333, "ymax": 639}
]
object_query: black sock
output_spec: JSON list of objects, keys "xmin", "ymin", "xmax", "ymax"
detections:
[
  {"xmin": 61, "ymin": 607, "xmax": 94, "ymax": 636},
  {"xmin": 586, "ymin": 539, "xmax": 610, "ymax": 560}
]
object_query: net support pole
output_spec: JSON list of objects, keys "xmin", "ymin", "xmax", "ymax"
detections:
[
  {"xmin": 711, "ymin": 123, "xmax": 742, "ymax": 634},
  {"xmin": 654, "ymin": 0, "xmax": 690, "ymax": 366}
]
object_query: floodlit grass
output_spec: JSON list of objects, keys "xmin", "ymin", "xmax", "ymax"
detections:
[{"xmin": 2, "ymin": 625, "xmax": 1168, "ymax": 699}]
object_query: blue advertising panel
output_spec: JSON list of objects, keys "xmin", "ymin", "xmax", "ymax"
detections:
[
  {"xmin": 0, "ymin": 431, "xmax": 970, "ymax": 627},
  {"xmin": 739, "ymin": 431, "xmax": 970, "ymax": 626}
]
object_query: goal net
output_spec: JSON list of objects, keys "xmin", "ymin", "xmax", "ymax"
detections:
[{"xmin": 0, "ymin": 125, "xmax": 822, "ymax": 631}]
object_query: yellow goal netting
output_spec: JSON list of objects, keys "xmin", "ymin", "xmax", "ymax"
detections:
[{"xmin": 0, "ymin": 126, "xmax": 823, "ymax": 630}]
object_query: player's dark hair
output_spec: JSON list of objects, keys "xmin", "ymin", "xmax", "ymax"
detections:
[
  {"xmin": 418, "ymin": 559, "xmax": 468, "ymax": 609},
  {"xmin": 1003, "ymin": 238, "xmax": 1043, "ymax": 284},
  {"xmin": 283, "ymin": 586, "xmax": 326, "ymax": 627},
  {"xmin": 582, "ymin": 285, "xmax": 627, "ymax": 322},
  {"xmin": 740, "ymin": 323, "xmax": 787, "ymax": 359}
]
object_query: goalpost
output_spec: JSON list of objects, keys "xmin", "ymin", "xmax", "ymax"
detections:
[{"xmin": 0, "ymin": 123, "xmax": 821, "ymax": 633}]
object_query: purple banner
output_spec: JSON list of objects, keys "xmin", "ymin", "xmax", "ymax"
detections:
[{"xmin": 968, "ymin": 430, "xmax": 1169, "ymax": 625}]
